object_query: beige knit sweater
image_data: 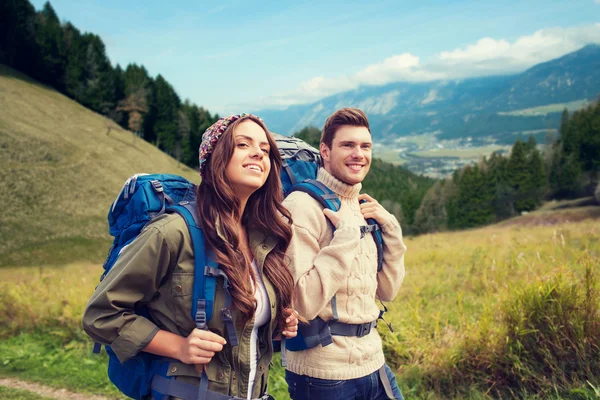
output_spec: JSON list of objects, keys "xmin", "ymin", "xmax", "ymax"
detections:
[{"xmin": 283, "ymin": 168, "xmax": 407, "ymax": 380}]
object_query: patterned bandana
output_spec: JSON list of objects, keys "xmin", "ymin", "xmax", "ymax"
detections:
[{"xmin": 198, "ymin": 113, "xmax": 263, "ymax": 177}]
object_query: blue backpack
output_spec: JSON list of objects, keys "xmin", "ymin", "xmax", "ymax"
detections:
[
  {"xmin": 97, "ymin": 173, "xmax": 241, "ymax": 400},
  {"xmin": 95, "ymin": 136, "xmax": 387, "ymax": 400}
]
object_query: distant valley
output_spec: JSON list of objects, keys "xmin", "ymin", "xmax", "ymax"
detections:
[{"xmin": 257, "ymin": 44, "xmax": 600, "ymax": 177}]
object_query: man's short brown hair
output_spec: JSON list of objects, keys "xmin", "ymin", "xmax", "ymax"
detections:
[{"xmin": 321, "ymin": 108, "xmax": 370, "ymax": 149}]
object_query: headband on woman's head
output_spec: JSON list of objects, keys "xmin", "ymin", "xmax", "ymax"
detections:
[{"xmin": 198, "ymin": 113, "xmax": 263, "ymax": 177}]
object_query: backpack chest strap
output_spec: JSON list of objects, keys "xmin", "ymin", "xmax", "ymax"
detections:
[{"xmin": 328, "ymin": 320, "xmax": 376, "ymax": 337}]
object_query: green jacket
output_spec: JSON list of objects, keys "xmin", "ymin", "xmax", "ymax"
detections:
[{"xmin": 82, "ymin": 213, "xmax": 280, "ymax": 398}]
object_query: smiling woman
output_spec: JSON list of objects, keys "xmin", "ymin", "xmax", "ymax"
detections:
[{"xmin": 82, "ymin": 114, "xmax": 299, "ymax": 400}]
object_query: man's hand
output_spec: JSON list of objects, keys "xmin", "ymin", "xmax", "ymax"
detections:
[
  {"xmin": 358, "ymin": 193, "xmax": 393, "ymax": 225},
  {"xmin": 322, "ymin": 201, "xmax": 350, "ymax": 228},
  {"xmin": 178, "ymin": 328, "xmax": 226, "ymax": 365}
]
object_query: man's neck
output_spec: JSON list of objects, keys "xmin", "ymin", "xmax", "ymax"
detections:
[{"xmin": 317, "ymin": 168, "xmax": 362, "ymax": 199}]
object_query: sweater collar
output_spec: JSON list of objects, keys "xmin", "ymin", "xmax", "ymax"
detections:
[{"xmin": 317, "ymin": 167, "xmax": 362, "ymax": 199}]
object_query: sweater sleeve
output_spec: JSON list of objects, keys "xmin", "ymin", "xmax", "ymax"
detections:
[
  {"xmin": 82, "ymin": 221, "xmax": 177, "ymax": 363},
  {"xmin": 284, "ymin": 193, "xmax": 361, "ymax": 321},
  {"xmin": 375, "ymin": 216, "xmax": 407, "ymax": 302}
]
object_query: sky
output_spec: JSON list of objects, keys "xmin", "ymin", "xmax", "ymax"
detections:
[{"xmin": 31, "ymin": 0, "xmax": 600, "ymax": 115}]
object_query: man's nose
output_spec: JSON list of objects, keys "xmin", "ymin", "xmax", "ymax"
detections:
[{"xmin": 351, "ymin": 147, "xmax": 364, "ymax": 159}]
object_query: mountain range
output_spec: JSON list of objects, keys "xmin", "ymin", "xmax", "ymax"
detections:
[{"xmin": 257, "ymin": 44, "xmax": 600, "ymax": 144}]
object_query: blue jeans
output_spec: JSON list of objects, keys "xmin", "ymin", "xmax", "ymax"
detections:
[{"xmin": 285, "ymin": 364, "xmax": 404, "ymax": 400}]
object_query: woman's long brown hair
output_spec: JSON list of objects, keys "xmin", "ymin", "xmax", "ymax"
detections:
[{"xmin": 195, "ymin": 115, "xmax": 295, "ymax": 330}]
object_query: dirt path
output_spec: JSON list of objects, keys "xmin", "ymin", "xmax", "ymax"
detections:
[{"xmin": 0, "ymin": 377, "xmax": 113, "ymax": 400}]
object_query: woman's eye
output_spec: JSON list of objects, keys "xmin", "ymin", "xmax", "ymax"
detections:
[
  {"xmin": 262, "ymin": 148, "xmax": 270, "ymax": 154},
  {"xmin": 237, "ymin": 142, "xmax": 249, "ymax": 148}
]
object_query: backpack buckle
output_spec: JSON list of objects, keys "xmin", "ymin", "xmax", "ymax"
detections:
[
  {"xmin": 150, "ymin": 180, "xmax": 163, "ymax": 193},
  {"xmin": 195, "ymin": 299, "xmax": 207, "ymax": 329},
  {"xmin": 356, "ymin": 322, "xmax": 373, "ymax": 337},
  {"xmin": 220, "ymin": 308, "xmax": 233, "ymax": 322}
]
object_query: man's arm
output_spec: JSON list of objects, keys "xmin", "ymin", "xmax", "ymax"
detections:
[
  {"xmin": 284, "ymin": 193, "xmax": 360, "ymax": 321},
  {"xmin": 358, "ymin": 193, "xmax": 407, "ymax": 302},
  {"xmin": 375, "ymin": 217, "xmax": 406, "ymax": 302}
]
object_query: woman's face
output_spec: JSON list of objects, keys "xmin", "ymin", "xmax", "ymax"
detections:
[{"xmin": 225, "ymin": 120, "xmax": 272, "ymax": 199}]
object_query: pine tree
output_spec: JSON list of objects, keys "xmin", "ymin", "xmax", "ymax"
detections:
[
  {"xmin": 0, "ymin": 0, "xmax": 41, "ymax": 74},
  {"xmin": 63, "ymin": 22, "xmax": 86, "ymax": 101},
  {"xmin": 153, "ymin": 75, "xmax": 181, "ymax": 154},
  {"xmin": 450, "ymin": 165, "xmax": 494, "ymax": 229},
  {"xmin": 413, "ymin": 180, "xmax": 448, "ymax": 233},
  {"xmin": 35, "ymin": 2, "xmax": 66, "ymax": 90},
  {"xmin": 80, "ymin": 34, "xmax": 116, "ymax": 114},
  {"xmin": 295, "ymin": 126, "xmax": 321, "ymax": 147},
  {"xmin": 486, "ymin": 152, "xmax": 515, "ymax": 220}
]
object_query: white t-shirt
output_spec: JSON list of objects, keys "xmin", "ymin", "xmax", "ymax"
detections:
[{"xmin": 247, "ymin": 260, "xmax": 271, "ymax": 399}]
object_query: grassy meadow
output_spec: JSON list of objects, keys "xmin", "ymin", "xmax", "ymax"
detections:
[
  {"xmin": 0, "ymin": 65, "xmax": 198, "ymax": 268},
  {"xmin": 1, "ymin": 219, "xmax": 599, "ymax": 399},
  {"xmin": 1, "ymin": 65, "xmax": 600, "ymax": 399}
]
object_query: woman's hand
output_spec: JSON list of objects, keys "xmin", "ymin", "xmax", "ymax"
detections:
[
  {"xmin": 281, "ymin": 308, "xmax": 299, "ymax": 338},
  {"xmin": 178, "ymin": 328, "xmax": 226, "ymax": 365}
]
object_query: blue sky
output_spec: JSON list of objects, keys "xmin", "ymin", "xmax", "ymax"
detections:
[{"xmin": 32, "ymin": 0, "xmax": 600, "ymax": 114}]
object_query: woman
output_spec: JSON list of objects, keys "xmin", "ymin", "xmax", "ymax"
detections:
[{"xmin": 83, "ymin": 114, "xmax": 299, "ymax": 400}]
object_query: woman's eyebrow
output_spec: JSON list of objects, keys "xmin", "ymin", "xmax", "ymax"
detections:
[{"xmin": 236, "ymin": 135, "xmax": 270, "ymax": 147}]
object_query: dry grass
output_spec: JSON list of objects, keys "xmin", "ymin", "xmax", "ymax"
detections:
[
  {"xmin": 1, "ymin": 219, "xmax": 598, "ymax": 398},
  {"xmin": 0, "ymin": 263, "xmax": 98, "ymax": 337},
  {"xmin": 382, "ymin": 219, "xmax": 599, "ymax": 397},
  {"xmin": 0, "ymin": 65, "xmax": 198, "ymax": 267}
]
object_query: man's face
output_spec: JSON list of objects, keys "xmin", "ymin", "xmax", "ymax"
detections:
[{"xmin": 321, "ymin": 125, "xmax": 372, "ymax": 185}]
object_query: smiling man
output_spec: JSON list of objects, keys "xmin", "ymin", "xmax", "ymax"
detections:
[{"xmin": 283, "ymin": 108, "xmax": 407, "ymax": 399}]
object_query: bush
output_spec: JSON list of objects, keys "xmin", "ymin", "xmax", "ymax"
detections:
[
  {"xmin": 498, "ymin": 261, "xmax": 600, "ymax": 396},
  {"xmin": 417, "ymin": 257, "xmax": 600, "ymax": 399}
]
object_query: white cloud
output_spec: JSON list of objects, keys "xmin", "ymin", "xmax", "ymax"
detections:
[
  {"xmin": 245, "ymin": 24, "xmax": 600, "ymax": 110},
  {"xmin": 433, "ymin": 25, "xmax": 600, "ymax": 76}
]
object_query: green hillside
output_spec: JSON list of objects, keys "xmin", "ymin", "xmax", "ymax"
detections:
[{"xmin": 0, "ymin": 65, "xmax": 199, "ymax": 267}]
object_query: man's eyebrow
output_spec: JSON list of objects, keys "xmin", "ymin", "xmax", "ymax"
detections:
[
  {"xmin": 236, "ymin": 135, "xmax": 270, "ymax": 146},
  {"xmin": 339, "ymin": 140, "xmax": 372, "ymax": 146}
]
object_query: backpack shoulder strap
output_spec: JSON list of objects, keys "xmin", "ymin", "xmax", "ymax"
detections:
[
  {"xmin": 358, "ymin": 200, "xmax": 384, "ymax": 272},
  {"xmin": 169, "ymin": 201, "xmax": 239, "ymax": 346},
  {"xmin": 292, "ymin": 181, "xmax": 384, "ymax": 271},
  {"xmin": 289, "ymin": 179, "xmax": 342, "ymax": 321},
  {"xmin": 373, "ymin": 227, "xmax": 384, "ymax": 272},
  {"xmin": 168, "ymin": 202, "xmax": 217, "ymax": 330},
  {"xmin": 290, "ymin": 179, "xmax": 341, "ymax": 211}
]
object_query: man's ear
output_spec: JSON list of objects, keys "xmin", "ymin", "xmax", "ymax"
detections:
[{"xmin": 320, "ymin": 142, "xmax": 330, "ymax": 162}]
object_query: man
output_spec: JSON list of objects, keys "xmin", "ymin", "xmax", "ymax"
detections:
[{"xmin": 283, "ymin": 108, "xmax": 406, "ymax": 399}]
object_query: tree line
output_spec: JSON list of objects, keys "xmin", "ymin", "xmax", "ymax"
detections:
[
  {"xmin": 1, "ymin": 0, "xmax": 219, "ymax": 168},
  {"xmin": 0, "ymin": 0, "xmax": 434, "ymax": 233},
  {"xmin": 3, "ymin": 1, "xmax": 597, "ymax": 235},
  {"xmin": 413, "ymin": 101, "xmax": 600, "ymax": 234}
]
